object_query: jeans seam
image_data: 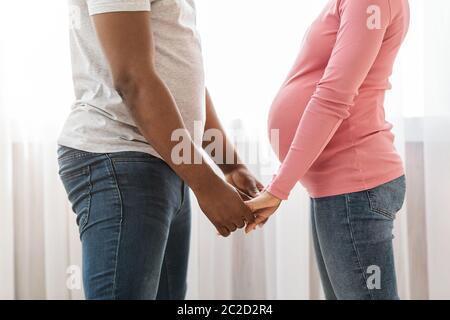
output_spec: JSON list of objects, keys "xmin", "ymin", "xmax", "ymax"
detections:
[
  {"xmin": 174, "ymin": 182, "xmax": 186, "ymax": 216},
  {"xmin": 162, "ymin": 258, "xmax": 172, "ymax": 299},
  {"xmin": 112, "ymin": 159, "xmax": 161, "ymax": 164},
  {"xmin": 79, "ymin": 165, "xmax": 93, "ymax": 240},
  {"xmin": 105, "ymin": 154, "xmax": 124, "ymax": 300},
  {"xmin": 345, "ymin": 194, "xmax": 374, "ymax": 300},
  {"xmin": 311, "ymin": 199, "xmax": 338, "ymax": 300}
]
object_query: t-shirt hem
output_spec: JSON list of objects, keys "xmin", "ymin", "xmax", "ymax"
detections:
[
  {"xmin": 57, "ymin": 138, "xmax": 162, "ymax": 160},
  {"xmin": 88, "ymin": 1, "xmax": 151, "ymax": 16}
]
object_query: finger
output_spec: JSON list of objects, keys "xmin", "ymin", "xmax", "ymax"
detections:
[
  {"xmin": 227, "ymin": 223, "xmax": 238, "ymax": 233},
  {"xmin": 235, "ymin": 219, "xmax": 246, "ymax": 229},
  {"xmin": 245, "ymin": 198, "xmax": 264, "ymax": 212},
  {"xmin": 245, "ymin": 209, "xmax": 273, "ymax": 233},
  {"xmin": 258, "ymin": 218, "xmax": 269, "ymax": 227},
  {"xmin": 245, "ymin": 180, "xmax": 260, "ymax": 198},
  {"xmin": 246, "ymin": 216, "xmax": 265, "ymax": 232},
  {"xmin": 243, "ymin": 210, "xmax": 256, "ymax": 225},
  {"xmin": 255, "ymin": 210, "xmax": 274, "ymax": 225},
  {"xmin": 217, "ymin": 226, "xmax": 231, "ymax": 237},
  {"xmin": 256, "ymin": 181, "xmax": 265, "ymax": 192},
  {"xmin": 246, "ymin": 217, "xmax": 267, "ymax": 234},
  {"xmin": 245, "ymin": 215, "xmax": 264, "ymax": 233},
  {"xmin": 245, "ymin": 222, "xmax": 256, "ymax": 234},
  {"xmin": 236, "ymin": 189, "xmax": 252, "ymax": 201},
  {"xmin": 246, "ymin": 221, "xmax": 260, "ymax": 234},
  {"xmin": 246, "ymin": 195, "xmax": 275, "ymax": 212}
]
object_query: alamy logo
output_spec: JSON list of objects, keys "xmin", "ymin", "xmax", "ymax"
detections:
[
  {"xmin": 366, "ymin": 265, "xmax": 381, "ymax": 290},
  {"xmin": 170, "ymin": 121, "xmax": 280, "ymax": 173},
  {"xmin": 367, "ymin": 5, "xmax": 382, "ymax": 30},
  {"xmin": 66, "ymin": 265, "xmax": 82, "ymax": 290}
]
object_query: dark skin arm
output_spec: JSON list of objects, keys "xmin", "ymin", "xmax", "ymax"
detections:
[
  {"xmin": 203, "ymin": 89, "xmax": 264, "ymax": 199},
  {"xmin": 91, "ymin": 11, "xmax": 255, "ymax": 236}
]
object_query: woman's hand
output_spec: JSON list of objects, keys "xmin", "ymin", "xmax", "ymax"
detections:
[{"xmin": 244, "ymin": 191, "xmax": 282, "ymax": 233}]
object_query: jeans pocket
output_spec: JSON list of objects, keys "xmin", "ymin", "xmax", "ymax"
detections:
[
  {"xmin": 367, "ymin": 176, "xmax": 406, "ymax": 220},
  {"xmin": 59, "ymin": 166, "xmax": 89, "ymax": 180}
]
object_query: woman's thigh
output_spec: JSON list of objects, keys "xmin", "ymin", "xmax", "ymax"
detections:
[{"xmin": 312, "ymin": 176, "xmax": 406, "ymax": 300}]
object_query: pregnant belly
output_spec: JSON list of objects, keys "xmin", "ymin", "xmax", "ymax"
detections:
[{"xmin": 268, "ymin": 82, "xmax": 315, "ymax": 161}]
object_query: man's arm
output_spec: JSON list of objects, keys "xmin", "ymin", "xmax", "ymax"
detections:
[
  {"xmin": 91, "ymin": 11, "xmax": 255, "ymax": 236},
  {"xmin": 203, "ymin": 89, "xmax": 264, "ymax": 198}
]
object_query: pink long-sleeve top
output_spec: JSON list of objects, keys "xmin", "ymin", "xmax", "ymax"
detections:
[{"xmin": 267, "ymin": 0, "xmax": 410, "ymax": 200}]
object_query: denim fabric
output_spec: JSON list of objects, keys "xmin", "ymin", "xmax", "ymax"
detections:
[
  {"xmin": 58, "ymin": 146, "xmax": 191, "ymax": 300},
  {"xmin": 311, "ymin": 176, "xmax": 406, "ymax": 300}
]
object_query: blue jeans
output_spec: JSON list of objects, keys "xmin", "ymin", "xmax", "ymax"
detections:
[
  {"xmin": 58, "ymin": 146, "xmax": 191, "ymax": 300},
  {"xmin": 311, "ymin": 176, "xmax": 406, "ymax": 300}
]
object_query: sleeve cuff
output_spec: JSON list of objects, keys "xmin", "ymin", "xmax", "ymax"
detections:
[
  {"xmin": 87, "ymin": 0, "xmax": 151, "ymax": 16},
  {"xmin": 266, "ymin": 182, "xmax": 290, "ymax": 201}
]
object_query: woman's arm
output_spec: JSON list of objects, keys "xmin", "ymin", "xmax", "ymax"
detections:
[
  {"xmin": 267, "ymin": 0, "xmax": 392, "ymax": 200},
  {"xmin": 245, "ymin": 0, "xmax": 392, "ymax": 231}
]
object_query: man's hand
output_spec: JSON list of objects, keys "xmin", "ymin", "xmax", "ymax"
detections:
[
  {"xmin": 225, "ymin": 165, "xmax": 264, "ymax": 199},
  {"xmin": 193, "ymin": 176, "xmax": 256, "ymax": 237},
  {"xmin": 244, "ymin": 191, "xmax": 282, "ymax": 233}
]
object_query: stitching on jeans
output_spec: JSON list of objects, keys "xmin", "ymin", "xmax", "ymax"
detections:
[
  {"xmin": 311, "ymin": 199, "xmax": 338, "ymax": 300},
  {"xmin": 162, "ymin": 258, "xmax": 172, "ymax": 299},
  {"xmin": 58, "ymin": 151, "xmax": 95, "ymax": 162},
  {"xmin": 79, "ymin": 165, "xmax": 93, "ymax": 240},
  {"xmin": 174, "ymin": 182, "xmax": 186, "ymax": 216},
  {"xmin": 105, "ymin": 154, "xmax": 124, "ymax": 300},
  {"xmin": 59, "ymin": 167, "xmax": 89, "ymax": 180},
  {"xmin": 344, "ymin": 194, "xmax": 374, "ymax": 300},
  {"xmin": 366, "ymin": 191, "xmax": 395, "ymax": 220},
  {"xmin": 112, "ymin": 158, "xmax": 161, "ymax": 164}
]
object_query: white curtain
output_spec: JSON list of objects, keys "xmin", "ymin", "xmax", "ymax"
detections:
[
  {"xmin": 1, "ymin": 0, "xmax": 449, "ymax": 300},
  {"xmin": 0, "ymin": 0, "xmax": 82, "ymax": 299},
  {"xmin": 421, "ymin": 1, "xmax": 450, "ymax": 299}
]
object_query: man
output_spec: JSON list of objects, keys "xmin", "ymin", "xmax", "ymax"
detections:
[{"xmin": 58, "ymin": 0, "xmax": 262, "ymax": 300}]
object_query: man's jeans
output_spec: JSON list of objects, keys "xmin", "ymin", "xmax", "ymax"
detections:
[
  {"xmin": 311, "ymin": 176, "xmax": 406, "ymax": 300},
  {"xmin": 58, "ymin": 146, "xmax": 191, "ymax": 300}
]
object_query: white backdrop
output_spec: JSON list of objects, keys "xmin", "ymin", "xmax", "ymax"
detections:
[{"xmin": 1, "ymin": 0, "xmax": 449, "ymax": 300}]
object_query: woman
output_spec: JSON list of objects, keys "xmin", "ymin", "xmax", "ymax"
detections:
[{"xmin": 246, "ymin": 0, "xmax": 410, "ymax": 300}]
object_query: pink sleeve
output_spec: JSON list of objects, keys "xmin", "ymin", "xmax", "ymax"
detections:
[{"xmin": 267, "ymin": 0, "xmax": 391, "ymax": 200}]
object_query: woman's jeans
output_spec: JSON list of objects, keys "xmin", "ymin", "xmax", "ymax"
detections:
[
  {"xmin": 58, "ymin": 146, "xmax": 191, "ymax": 300},
  {"xmin": 310, "ymin": 176, "xmax": 406, "ymax": 300}
]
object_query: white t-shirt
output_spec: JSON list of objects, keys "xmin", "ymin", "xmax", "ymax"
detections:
[{"xmin": 59, "ymin": 0, "xmax": 206, "ymax": 157}]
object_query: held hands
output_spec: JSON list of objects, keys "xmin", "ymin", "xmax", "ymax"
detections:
[
  {"xmin": 194, "ymin": 176, "xmax": 256, "ymax": 237},
  {"xmin": 223, "ymin": 166, "xmax": 282, "ymax": 235},
  {"xmin": 221, "ymin": 167, "xmax": 281, "ymax": 234},
  {"xmin": 224, "ymin": 166, "xmax": 282, "ymax": 233},
  {"xmin": 244, "ymin": 191, "xmax": 282, "ymax": 234},
  {"xmin": 195, "ymin": 165, "xmax": 265, "ymax": 237},
  {"xmin": 196, "ymin": 165, "xmax": 282, "ymax": 237}
]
